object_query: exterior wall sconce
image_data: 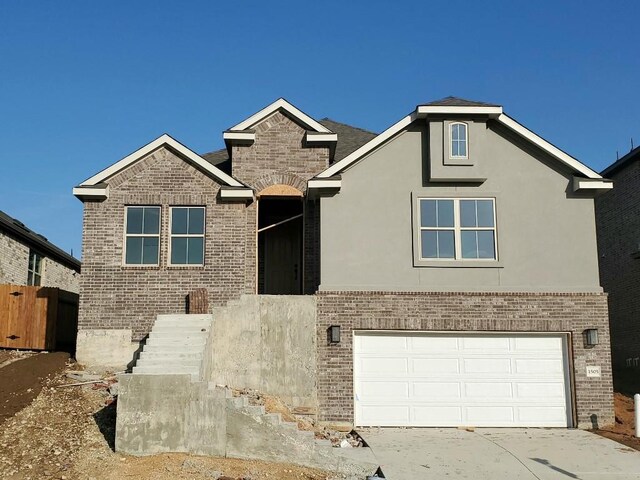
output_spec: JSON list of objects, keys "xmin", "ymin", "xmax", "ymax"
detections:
[
  {"xmin": 584, "ymin": 328, "xmax": 599, "ymax": 346},
  {"xmin": 328, "ymin": 325, "xmax": 341, "ymax": 344}
]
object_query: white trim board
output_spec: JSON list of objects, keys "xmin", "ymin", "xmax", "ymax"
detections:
[
  {"xmin": 228, "ymin": 98, "xmax": 332, "ymax": 133},
  {"xmin": 316, "ymin": 107, "xmax": 605, "ymax": 181},
  {"xmin": 79, "ymin": 134, "xmax": 244, "ymax": 188}
]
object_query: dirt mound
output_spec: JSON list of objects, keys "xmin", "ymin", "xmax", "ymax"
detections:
[
  {"xmin": 594, "ymin": 392, "xmax": 640, "ymax": 451},
  {"xmin": 0, "ymin": 351, "xmax": 70, "ymax": 425}
]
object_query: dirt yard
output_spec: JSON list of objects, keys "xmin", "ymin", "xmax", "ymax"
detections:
[
  {"xmin": 0, "ymin": 351, "xmax": 339, "ymax": 480},
  {"xmin": 594, "ymin": 392, "xmax": 640, "ymax": 451}
]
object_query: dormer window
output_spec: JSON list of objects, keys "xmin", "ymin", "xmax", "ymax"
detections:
[{"xmin": 450, "ymin": 122, "xmax": 468, "ymax": 159}]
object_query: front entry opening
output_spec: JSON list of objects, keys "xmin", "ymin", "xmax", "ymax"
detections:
[{"xmin": 258, "ymin": 197, "xmax": 303, "ymax": 294}]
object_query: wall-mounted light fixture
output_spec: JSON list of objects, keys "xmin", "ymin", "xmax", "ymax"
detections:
[
  {"xmin": 328, "ymin": 325, "xmax": 341, "ymax": 344},
  {"xmin": 584, "ymin": 328, "xmax": 599, "ymax": 346}
]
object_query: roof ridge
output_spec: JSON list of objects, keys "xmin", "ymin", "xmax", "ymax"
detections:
[{"xmin": 319, "ymin": 117, "xmax": 378, "ymax": 135}]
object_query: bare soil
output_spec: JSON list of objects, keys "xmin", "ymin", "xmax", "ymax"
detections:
[
  {"xmin": 593, "ymin": 392, "xmax": 640, "ymax": 451},
  {"xmin": 0, "ymin": 353, "xmax": 339, "ymax": 480},
  {"xmin": 0, "ymin": 350, "xmax": 69, "ymax": 425}
]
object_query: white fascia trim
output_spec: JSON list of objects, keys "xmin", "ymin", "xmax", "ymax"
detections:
[
  {"xmin": 305, "ymin": 132, "xmax": 338, "ymax": 143},
  {"xmin": 317, "ymin": 112, "xmax": 419, "ymax": 178},
  {"xmin": 72, "ymin": 186, "xmax": 109, "ymax": 199},
  {"xmin": 229, "ymin": 98, "xmax": 332, "ymax": 133},
  {"xmin": 417, "ymin": 105, "xmax": 503, "ymax": 117},
  {"xmin": 572, "ymin": 177, "xmax": 613, "ymax": 191},
  {"xmin": 308, "ymin": 179, "xmax": 342, "ymax": 189},
  {"xmin": 79, "ymin": 134, "xmax": 244, "ymax": 187},
  {"xmin": 222, "ymin": 131, "xmax": 256, "ymax": 142},
  {"xmin": 220, "ymin": 188, "xmax": 255, "ymax": 200},
  {"xmin": 498, "ymin": 114, "xmax": 601, "ymax": 180}
]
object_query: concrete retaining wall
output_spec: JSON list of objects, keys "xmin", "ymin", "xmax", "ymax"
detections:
[{"xmin": 209, "ymin": 295, "xmax": 317, "ymax": 410}]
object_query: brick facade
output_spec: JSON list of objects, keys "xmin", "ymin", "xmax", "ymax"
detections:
[
  {"xmin": 316, "ymin": 291, "xmax": 614, "ymax": 429},
  {"xmin": 596, "ymin": 160, "xmax": 640, "ymax": 378},
  {"xmin": 79, "ymin": 147, "xmax": 252, "ymax": 340},
  {"xmin": 0, "ymin": 230, "xmax": 79, "ymax": 293}
]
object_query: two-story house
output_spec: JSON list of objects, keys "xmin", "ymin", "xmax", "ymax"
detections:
[{"xmin": 73, "ymin": 97, "xmax": 614, "ymax": 429}]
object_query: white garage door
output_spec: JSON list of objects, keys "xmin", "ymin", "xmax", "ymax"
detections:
[{"xmin": 354, "ymin": 332, "xmax": 571, "ymax": 427}]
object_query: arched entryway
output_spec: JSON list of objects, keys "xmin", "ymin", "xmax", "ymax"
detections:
[{"xmin": 257, "ymin": 185, "xmax": 304, "ymax": 294}]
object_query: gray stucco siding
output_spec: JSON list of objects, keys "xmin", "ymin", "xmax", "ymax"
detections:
[{"xmin": 319, "ymin": 121, "xmax": 601, "ymax": 292}]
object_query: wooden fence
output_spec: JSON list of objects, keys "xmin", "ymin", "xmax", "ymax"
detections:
[{"xmin": 0, "ymin": 285, "xmax": 79, "ymax": 350}]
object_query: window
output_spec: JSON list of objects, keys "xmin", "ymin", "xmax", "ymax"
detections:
[
  {"xmin": 419, "ymin": 198, "xmax": 496, "ymax": 260},
  {"xmin": 27, "ymin": 250, "xmax": 43, "ymax": 285},
  {"xmin": 124, "ymin": 206, "xmax": 160, "ymax": 265},
  {"xmin": 450, "ymin": 122, "xmax": 468, "ymax": 158},
  {"xmin": 170, "ymin": 207, "xmax": 205, "ymax": 265}
]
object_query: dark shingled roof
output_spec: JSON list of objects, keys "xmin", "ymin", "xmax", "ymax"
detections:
[
  {"xmin": 319, "ymin": 118, "xmax": 378, "ymax": 161},
  {"xmin": 200, "ymin": 118, "xmax": 378, "ymax": 171},
  {"xmin": 421, "ymin": 96, "xmax": 501, "ymax": 107},
  {"xmin": 0, "ymin": 210, "xmax": 81, "ymax": 271},
  {"xmin": 601, "ymin": 145, "xmax": 640, "ymax": 177}
]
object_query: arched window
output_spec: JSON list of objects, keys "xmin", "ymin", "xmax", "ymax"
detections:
[{"xmin": 450, "ymin": 122, "xmax": 468, "ymax": 158}]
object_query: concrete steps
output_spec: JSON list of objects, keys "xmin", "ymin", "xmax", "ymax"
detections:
[{"xmin": 132, "ymin": 313, "xmax": 213, "ymax": 380}]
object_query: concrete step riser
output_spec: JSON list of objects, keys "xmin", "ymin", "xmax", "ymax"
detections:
[
  {"xmin": 148, "ymin": 333, "xmax": 209, "ymax": 340},
  {"xmin": 145, "ymin": 340, "xmax": 207, "ymax": 346},
  {"xmin": 133, "ymin": 368, "xmax": 200, "ymax": 375},
  {"xmin": 156, "ymin": 314, "xmax": 212, "ymax": 321},
  {"xmin": 139, "ymin": 353, "xmax": 203, "ymax": 360},
  {"xmin": 137, "ymin": 360, "xmax": 202, "ymax": 368}
]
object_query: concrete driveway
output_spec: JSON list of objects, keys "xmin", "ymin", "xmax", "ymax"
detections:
[{"xmin": 358, "ymin": 428, "xmax": 640, "ymax": 479}]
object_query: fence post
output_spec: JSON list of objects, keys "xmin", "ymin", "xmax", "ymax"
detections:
[{"xmin": 635, "ymin": 394, "xmax": 640, "ymax": 438}]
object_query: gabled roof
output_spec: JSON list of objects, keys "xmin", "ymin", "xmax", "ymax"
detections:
[
  {"xmin": 227, "ymin": 98, "xmax": 333, "ymax": 133},
  {"xmin": 318, "ymin": 119, "xmax": 378, "ymax": 162},
  {"xmin": 74, "ymin": 134, "xmax": 244, "ymax": 197},
  {"xmin": 421, "ymin": 96, "xmax": 501, "ymax": 107},
  {"xmin": 316, "ymin": 99, "xmax": 605, "ymax": 182},
  {"xmin": 601, "ymin": 145, "xmax": 640, "ymax": 177},
  {"xmin": 0, "ymin": 210, "xmax": 80, "ymax": 271}
]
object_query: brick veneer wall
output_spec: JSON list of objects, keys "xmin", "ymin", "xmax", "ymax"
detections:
[
  {"xmin": 316, "ymin": 291, "xmax": 614, "ymax": 429},
  {"xmin": 230, "ymin": 110, "xmax": 329, "ymax": 294},
  {"xmin": 0, "ymin": 230, "xmax": 79, "ymax": 292},
  {"xmin": 0, "ymin": 231, "xmax": 29, "ymax": 284},
  {"xmin": 79, "ymin": 147, "xmax": 252, "ymax": 340},
  {"xmin": 596, "ymin": 161, "xmax": 640, "ymax": 373}
]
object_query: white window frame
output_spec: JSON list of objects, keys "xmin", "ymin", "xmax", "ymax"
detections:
[
  {"xmin": 449, "ymin": 122, "xmax": 469, "ymax": 160},
  {"xmin": 418, "ymin": 197, "xmax": 498, "ymax": 261},
  {"xmin": 27, "ymin": 250, "xmax": 43, "ymax": 286},
  {"xmin": 123, "ymin": 206, "xmax": 161, "ymax": 266},
  {"xmin": 168, "ymin": 206, "xmax": 206, "ymax": 267}
]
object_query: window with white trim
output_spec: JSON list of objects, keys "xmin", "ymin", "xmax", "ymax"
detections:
[
  {"xmin": 450, "ymin": 122, "xmax": 468, "ymax": 158},
  {"xmin": 170, "ymin": 207, "xmax": 205, "ymax": 265},
  {"xmin": 419, "ymin": 198, "xmax": 497, "ymax": 260},
  {"xmin": 124, "ymin": 206, "xmax": 160, "ymax": 265},
  {"xmin": 27, "ymin": 250, "xmax": 43, "ymax": 285}
]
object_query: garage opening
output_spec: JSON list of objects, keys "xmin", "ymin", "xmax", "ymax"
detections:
[
  {"xmin": 353, "ymin": 332, "xmax": 573, "ymax": 428},
  {"xmin": 257, "ymin": 194, "xmax": 303, "ymax": 295}
]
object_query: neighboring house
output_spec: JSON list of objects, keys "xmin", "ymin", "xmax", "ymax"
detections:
[
  {"xmin": 0, "ymin": 210, "xmax": 80, "ymax": 292},
  {"xmin": 74, "ymin": 96, "xmax": 614, "ymax": 429},
  {"xmin": 596, "ymin": 146, "xmax": 640, "ymax": 390}
]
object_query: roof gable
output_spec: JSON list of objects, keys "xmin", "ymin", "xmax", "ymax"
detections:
[
  {"xmin": 74, "ymin": 134, "xmax": 244, "ymax": 199},
  {"xmin": 316, "ymin": 100, "xmax": 605, "ymax": 184},
  {"xmin": 227, "ymin": 98, "xmax": 332, "ymax": 133}
]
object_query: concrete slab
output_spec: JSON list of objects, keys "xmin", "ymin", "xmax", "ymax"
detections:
[{"xmin": 359, "ymin": 428, "xmax": 640, "ymax": 480}]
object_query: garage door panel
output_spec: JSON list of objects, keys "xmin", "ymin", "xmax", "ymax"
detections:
[
  {"xmin": 515, "ymin": 382, "xmax": 565, "ymax": 398},
  {"xmin": 518, "ymin": 406, "xmax": 567, "ymax": 424},
  {"xmin": 413, "ymin": 382, "xmax": 461, "ymax": 398},
  {"xmin": 411, "ymin": 336, "xmax": 459, "ymax": 352},
  {"xmin": 356, "ymin": 335, "xmax": 408, "ymax": 353},
  {"xmin": 514, "ymin": 336, "xmax": 562, "ymax": 351},
  {"xmin": 515, "ymin": 358, "xmax": 564, "ymax": 374},
  {"xmin": 360, "ymin": 405, "xmax": 409, "ymax": 424},
  {"xmin": 360, "ymin": 357, "xmax": 408, "ymax": 374},
  {"xmin": 361, "ymin": 381, "xmax": 409, "ymax": 398},
  {"xmin": 354, "ymin": 333, "xmax": 570, "ymax": 428},
  {"xmin": 463, "ymin": 358, "xmax": 512, "ymax": 374},
  {"xmin": 465, "ymin": 382, "xmax": 513, "ymax": 398},
  {"xmin": 462, "ymin": 336, "xmax": 510, "ymax": 351},
  {"xmin": 413, "ymin": 406, "xmax": 462, "ymax": 424},
  {"xmin": 413, "ymin": 358, "xmax": 459, "ymax": 374}
]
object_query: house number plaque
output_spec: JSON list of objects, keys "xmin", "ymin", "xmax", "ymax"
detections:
[{"xmin": 586, "ymin": 366, "xmax": 601, "ymax": 378}]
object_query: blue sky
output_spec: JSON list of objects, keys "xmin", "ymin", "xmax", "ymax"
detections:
[{"xmin": 0, "ymin": 1, "xmax": 638, "ymax": 257}]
